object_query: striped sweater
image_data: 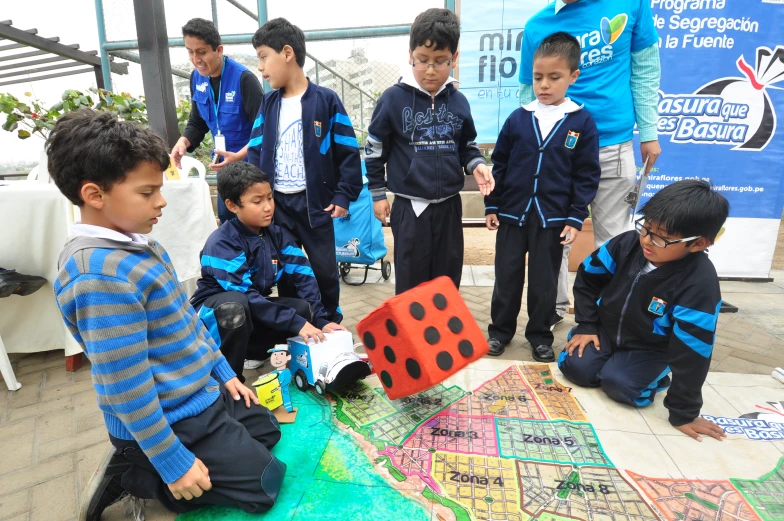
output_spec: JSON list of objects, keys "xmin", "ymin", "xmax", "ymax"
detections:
[{"xmin": 54, "ymin": 235, "xmax": 236, "ymax": 484}]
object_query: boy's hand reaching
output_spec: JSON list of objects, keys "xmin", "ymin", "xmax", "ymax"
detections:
[
  {"xmin": 323, "ymin": 322, "xmax": 347, "ymax": 333},
  {"xmin": 299, "ymin": 322, "xmax": 326, "ymax": 343},
  {"xmin": 674, "ymin": 417, "xmax": 727, "ymax": 442},
  {"xmin": 565, "ymin": 334, "xmax": 600, "ymax": 357},
  {"xmin": 225, "ymin": 377, "xmax": 259, "ymax": 408},
  {"xmin": 472, "ymin": 164, "xmax": 495, "ymax": 196},
  {"xmin": 486, "ymin": 214, "xmax": 499, "ymax": 231},
  {"xmin": 325, "ymin": 204, "xmax": 347, "ymax": 218},
  {"xmin": 168, "ymin": 458, "xmax": 212, "ymax": 500},
  {"xmin": 373, "ymin": 199, "xmax": 390, "ymax": 225},
  {"xmin": 561, "ymin": 225, "xmax": 579, "ymax": 246}
]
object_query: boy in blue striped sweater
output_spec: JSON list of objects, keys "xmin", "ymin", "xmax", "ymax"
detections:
[
  {"xmin": 49, "ymin": 110, "xmax": 285, "ymax": 519},
  {"xmin": 191, "ymin": 162, "xmax": 346, "ymax": 380}
]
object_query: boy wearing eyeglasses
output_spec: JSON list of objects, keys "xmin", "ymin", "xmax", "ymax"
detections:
[
  {"xmin": 561, "ymin": 180, "xmax": 730, "ymax": 442},
  {"xmin": 365, "ymin": 8, "xmax": 494, "ymax": 294}
]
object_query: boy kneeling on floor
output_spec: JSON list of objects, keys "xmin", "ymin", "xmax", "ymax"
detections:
[
  {"xmin": 561, "ymin": 180, "xmax": 730, "ymax": 442},
  {"xmin": 49, "ymin": 109, "xmax": 285, "ymax": 520},
  {"xmin": 190, "ymin": 162, "xmax": 345, "ymax": 382}
]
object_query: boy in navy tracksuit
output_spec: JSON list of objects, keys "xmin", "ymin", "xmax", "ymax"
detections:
[
  {"xmin": 247, "ymin": 18, "xmax": 363, "ymax": 323},
  {"xmin": 366, "ymin": 8, "xmax": 494, "ymax": 295},
  {"xmin": 561, "ymin": 180, "xmax": 730, "ymax": 442},
  {"xmin": 485, "ymin": 33, "xmax": 600, "ymax": 361},
  {"xmin": 191, "ymin": 162, "xmax": 346, "ymax": 381}
]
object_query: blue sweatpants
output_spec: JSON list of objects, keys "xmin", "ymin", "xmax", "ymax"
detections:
[{"xmin": 558, "ymin": 327, "xmax": 672, "ymax": 408}]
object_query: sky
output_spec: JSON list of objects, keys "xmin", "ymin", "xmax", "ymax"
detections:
[{"xmin": 1, "ymin": 0, "xmax": 438, "ymax": 162}]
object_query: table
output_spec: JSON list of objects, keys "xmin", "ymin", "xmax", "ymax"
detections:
[{"xmin": 0, "ymin": 178, "xmax": 216, "ymax": 365}]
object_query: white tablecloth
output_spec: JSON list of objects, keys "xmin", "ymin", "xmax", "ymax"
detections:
[{"xmin": 0, "ymin": 178, "xmax": 216, "ymax": 355}]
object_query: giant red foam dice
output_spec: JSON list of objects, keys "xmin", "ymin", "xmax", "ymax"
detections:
[{"xmin": 356, "ymin": 276, "xmax": 489, "ymax": 400}]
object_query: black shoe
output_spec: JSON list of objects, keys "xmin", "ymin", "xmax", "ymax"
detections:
[
  {"xmin": 549, "ymin": 313, "xmax": 565, "ymax": 332},
  {"xmin": 487, "ymin": 338, "xmax": 506, "ymax": 357},
  {"xmin": 81, "ymin": 447, "xmax": 133, "ymax": 521},
  {"xmin": 532, "ymin": 344, "xmax": 555, "ymax": 362},
  {"xmin": 0, "ymin": 268, "xmax": 47, "ymax": 298}
]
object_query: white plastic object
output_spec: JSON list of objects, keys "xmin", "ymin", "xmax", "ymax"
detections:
[{"xmin": 0, "ymin": 334, "xmax": 22, "ymax": 391}]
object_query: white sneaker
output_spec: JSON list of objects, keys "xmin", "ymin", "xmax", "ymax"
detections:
[{"xmin": 244, "ymin": 359, "xmax": 264, "ymax": 370}]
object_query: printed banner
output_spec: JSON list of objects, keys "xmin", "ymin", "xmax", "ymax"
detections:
[{"xmin": 459, "ymin": 0, "xmax": 784, "ymax": 278}]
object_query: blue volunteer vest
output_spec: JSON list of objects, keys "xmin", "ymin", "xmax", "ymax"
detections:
[{"xmin": 192, "ymin": 56, "xmax": 254, "ymax": 152}]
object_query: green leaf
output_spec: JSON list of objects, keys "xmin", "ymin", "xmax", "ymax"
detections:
[
  {"xmin": 16, "ymin": 102, "xmax": 31, "ymax": 114},
  {"xmin": 73, "ymin": 98, "xmax": 81, "ymax": 107},
  {"xmin": 131, "ymin": 100, "xmax": 145, "ymax": 110},
  {"xmin": 17, "ymin": 129, "xmax": 31, "ymax": 139},
  {"xmin": 61, "ymin": 91, "xmax": 70, "ymax": 101},
  {"xmin": 50, "ymin": 102, "xmax": 63, "ymax": 112},
  {"xmin": 62, "ymin": 100, "xmax": 71, "ymax": 111},
  {"xmin": 79, "ymin": 95, "xmax": 90, "ymax": 106}
]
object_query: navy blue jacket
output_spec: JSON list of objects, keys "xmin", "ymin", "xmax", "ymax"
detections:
[
  {"xmin": 247, "ymin": 81, "xmax": 363, "ymax": 228},
  {"xmin": 191, "ymin": 219, "xmax": 329, "ymax": 333},
  {"xmin": 191, "ymin": 57, "xmax": 256, "ymax": 152},
  {"xmin": 365, "ymin": 79, "xmax": 485, "ymax": 203},
  {"xmin": 484, "ymin": 105, "xmax": 600, "ymax": 230},
  {"xmin": 574, "ymin": 231, "xmax": 722, "ymax": 426}
]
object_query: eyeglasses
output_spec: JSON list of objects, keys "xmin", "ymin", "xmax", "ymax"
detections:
[
  {"xmin": 635, "ymin": 219, "xmax": 700, "ymax": 248},
  {"xmin": 412, "ymin": 56, "xmax": 454, "ymax": 72}
]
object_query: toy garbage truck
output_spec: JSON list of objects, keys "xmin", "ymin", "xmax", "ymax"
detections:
[{"xmin": 287, "ymin": 330, "xmax": 371, "ymax": 395}]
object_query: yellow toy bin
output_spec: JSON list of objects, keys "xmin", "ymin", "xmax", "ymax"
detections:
[{"xmin": 252, "ymin": 373, "xmax": 284, "ymax": 411}]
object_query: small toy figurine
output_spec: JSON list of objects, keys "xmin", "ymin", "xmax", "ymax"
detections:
[{"xmin": 268, "ymin": 344, "xmax": 294, "ymax": 413}]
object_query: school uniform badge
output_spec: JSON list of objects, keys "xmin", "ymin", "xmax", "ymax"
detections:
[
  {"xmin": 648, "ymin": 297, "xmax": 667, "ymax": 316},
  {"xmin": 314, "ymin": 121, "xmax": 322, "ymax": 137},
  {"xmin": 565, "ymin": 130, "xmax": 580, "ymax": 149}
]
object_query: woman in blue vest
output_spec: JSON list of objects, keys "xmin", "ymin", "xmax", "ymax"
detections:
[{"xmin": 171, "ymin": 18, "xmax": 264, "ymax": 223}]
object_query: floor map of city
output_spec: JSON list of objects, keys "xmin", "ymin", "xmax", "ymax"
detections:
[{"xmin": 179, "ymin": 360, "xmax": 784, "ymax": 521}]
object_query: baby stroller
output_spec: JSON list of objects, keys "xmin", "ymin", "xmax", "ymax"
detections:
[{"xmin": 334, "ymin": 162, "xmax": 391, "ymax": 285}]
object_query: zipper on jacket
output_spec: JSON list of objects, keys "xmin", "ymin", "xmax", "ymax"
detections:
[
  {"xmin": 146, "ymin": 245, "xmax": 176, "ymax": 279},
  {"xmin": 616, "ymin": 270, "xmax": 643, "ymax": 347},
  {"xmin": 434, "ymin": 95, "xmax": 442, "ymax": 201}
]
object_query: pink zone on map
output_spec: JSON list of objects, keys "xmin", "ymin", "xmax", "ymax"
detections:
[
  {"xmin": 445, "ymin": 366, "xmax": 547, "ymax": 420},
  {"xmin": 380, "ymin": 366, "xmax": 547, "ymax": 494}
]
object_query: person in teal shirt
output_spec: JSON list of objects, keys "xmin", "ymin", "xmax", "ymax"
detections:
[{"xmin": 518, "ymin": 0, "xmax": 662, "ymax": 328}]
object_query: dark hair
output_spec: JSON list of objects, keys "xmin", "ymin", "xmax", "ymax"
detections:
[
  {"xmin": 640, "ymin": 180, "xmax": 730, "ymax": 243},
  {"xmin": 182, "ymin": 18, "xmax": 221, "ymax": 50},
  {"xmin": 252, "ymin": 18, "xmax": 306, "ymax": 68},
  {"xmin": 410, "ymin": 8, "xmax": 460, "ymax": 54},
  {"xmin": 534, "ymin": 31, "xmax": 581, "ymax": 72},
  {"xmin": 46, "ymin": 109, "xmax": 170, "ymax": 206},
  {"xmin": 218, "ymin": 162, "xmax": 271, "ymax": 207}
]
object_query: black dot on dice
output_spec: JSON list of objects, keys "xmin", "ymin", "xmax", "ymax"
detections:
[
  {"xmin": 406, "ymin": 358, "xmax": 421, "ymax": 379},
  {"xmin": 386, "ymin": 319, "xmax": 398, "ymax": 336},
  {"xmin": 384, "ymin": 346, "xmax": 396, "ymax": 363},
  {"xmin": 448, "ymin": 317, "xmax": 463, "ymax": 334},
  {"xmin": 458, "ymin": 339, "xmax": 474, "ymax": 358},
  {"xmin": 410, "ymin": 302, "xmax": 425, "ymax": 320},
  {"xmin": 363, "ymin": 331, "xmax": 376, "ymax": 350},
  {"xmin": 380, "ymin": 370, "xmax": 393, "ymax": 388},
  {"xmin": 433, "ymin": 293, "xmax": 447, "ymax": 310},
  {"xmin": 424, "ymin": 327, "xmax": 441, "ymax": 345},
  {"xmin": 436, "ymin": 351, "xmax": 454, "ymax": 371}
]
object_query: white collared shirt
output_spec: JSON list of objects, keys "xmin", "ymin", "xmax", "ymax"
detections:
[
  {"xmin": 70, "ymin": 223, "xmax": 148, "ymax": 245},
  {"xmin": 523, "ymin": 98, "xmax": 582, "ymax": 139}
]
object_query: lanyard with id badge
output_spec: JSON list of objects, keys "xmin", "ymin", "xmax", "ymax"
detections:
[{"xmin": 211, "ymin": 57, "xmax": 227, "ymax": 164}]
